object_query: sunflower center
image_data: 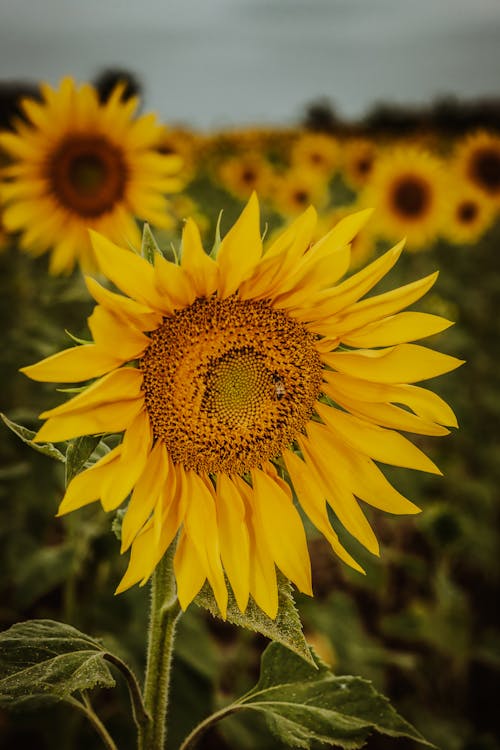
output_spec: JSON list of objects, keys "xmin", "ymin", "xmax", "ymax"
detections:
[
  {"xmin": 457, "ymin": 200, "xmax": 478, "ymax": 224},
  {"xmin": 391, "ymin": 176, "xmax": 431, "ymax": 218},
  {"xmin": 140, "ymin": 295, "xmax": 322, "ymax": 474},
  {"xmin": 471, "ymin": 148, "xmax": 500, "ymax": 193},
  {"xmin": 47, "ymin": 135, "xmax": 127, "ymax": 217},
  {"xmin": 357, "ymin": 156, "xmax": 373, "ymax": 176}
]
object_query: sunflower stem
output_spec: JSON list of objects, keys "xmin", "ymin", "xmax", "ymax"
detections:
[{"xmin": 138, "ymin": 544, "xmax": 181, "ymax": 750}]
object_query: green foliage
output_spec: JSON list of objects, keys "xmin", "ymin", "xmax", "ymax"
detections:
[
  {"xmin": 0, "ymin": 620, "xmax": 115, "ymax": 710},
  {"xmin": 1, "ymin": 412, "xmax": 65, "ymax": 462},
  {"xmin": 180, "ymin": 642, "xmax": 430, "ymax": 749},
  {"xmin": 141, "ymin": 223, "xmax": 161, "ymax": 264},
  {"xmin": 195, "ymin": 576, "xmax": 314, "ymax": 666}
]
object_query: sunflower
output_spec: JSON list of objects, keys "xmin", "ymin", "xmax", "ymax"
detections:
[
  {"xmin": 341, "ymin": 137, "xmax": 378, "ymax": 190},
  {"xmin": 217, "ymin": 152, "xmax": 275, "ymax": 201},
  {"xmin": 271, "ymin": 168, "xmax": 328, "ymax": 217},
  {"xmin": 441, "ymin": 185, "xmax": 496, "ymax": 246},
  {"xmin": 22, "ymin": 195, "xmax": 461, "ymax": 619},
  {"xmin": 290, "ymin": 132, "xmax": 340, "ymax": 177},
  {"xmin": 0, "ymin": 77, "xmax": 182, "ymax": 274},
  {"xmin": 452, "ymin": 131, "xmax": 500, "ymax": 202},
  {"xmin": 361, "ymin": 147, "xmax": 447, "ymax": 250}
]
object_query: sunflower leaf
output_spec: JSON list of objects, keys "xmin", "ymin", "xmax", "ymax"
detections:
[
  {"xmin": 194, "ymin": 575, "xmax": 314, "ymax": 665},
  {"xmin": 141, "ymin": 222, "xmax": 161, "ymax": 264},
  {"xmin": 1, "ymin": 413, "xmax": 66, "ymax": 463},
  {"xmin": 0, "ymin": 619, "xmax": 116, "ymax": 710},
  {"xmin": 236, "ymin": 642, "xmax": 433, "ymax": 748},
  {"xmin": 65, "ymin": 435, "xmax": 103, "ymax": 485},
  {"xmin": 181, "ymin": 642, "xmax": 432, "ymax": 749}
]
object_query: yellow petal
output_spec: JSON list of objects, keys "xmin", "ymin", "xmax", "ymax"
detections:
[
  {"xmin": 325, "ymin": 391, "xmax": 449, "ymax": 436},
  {"xmin": 57, "ymin": 446, "xmax": 121, "ymax": 515},
  {"xmin": 283, "ymin": 449, "xmax": 364, "ymax": 573},
  {"xmin": 323, "ymin": 343, "xmax": 464, "ymax": 384},
  {"xmin": 100, "ymin": 409, "xmax": 153, "ymax": 511},
  {"xmin": 340, "ymin": 312, "xmax": 453, "ymax": 348},
  {"xmin": 89, "ymin": 231, "xmax": 167, "ymax": 312},
  {"xmin": 121, "ymin": 441, "xmax": 168, "ymax": 552},
  {"xmin": 153, "ymin": 252, "xmax": 197, "ymax": 311},
  {"xmin": 20, "ymin": 345, "xmax": 123, "ymax": 383},
  {"xmin": 181, "ymin": 218, "xmax": 219, "ymax": 297},
  {"xmin": 40, "ymin": 368, "xmax": 143, "ymax": 419},
  {"xmin": 299, "ymin": 430, "xmax": 380, "ymax": 555},
  {"xmin": 236, "ymin": 476, "xmax": 278, "ymax": 619},
  {"xmin": 323, "ymin": 370, "xmax": 458, "ymax": 427},
  {"xmin": 88, "ymin": 307, "xmax": 151, "ymax": 361},
  {"xmin": 305, "ymin": 240, "xmax": 405, "ymax": 320},
  {"xmin": 215, "ymin": 474, "xmax": 250, "ymax": 612},
  {"xmin": 85, "ymin": 276, "xmax": 161, "ymax": 330},
  {"xmin": 115, "ymin": 520, "xmax": 156, "ymax": 594},
  {"xmin": 216, "ymin": 193, "xmax": 263, "ymax": 297},
  {"xmin": 251, "ymin": 468, "xmax": 312, "ymax": 595},
  {"xmin": 35, "ymin": 398, "xmax": 143, "ymax": 443},
  {"xmin": 183, "ymin": 472, "xmax": 228, "ymax": 618},
  {"xmin": 174, "ymin": 531, "xmax": 206, "ymax": 610},
  {"xmin": 322, "ymin": 273, "xmax": 439, "ymax": 338},
  {"xmin": 315, "ymin": 401, "xmax": 442, "ymax": 474}
]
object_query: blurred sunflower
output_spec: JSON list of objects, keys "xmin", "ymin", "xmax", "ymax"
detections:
[
  {"xmin": 452, "ymin": 131, "xmax": 500, "ymax": 203},
  {"xmin": 158, "ymin": 127, "xmax": 198, "ymax": 185},
  {"xmin": 341, "ymin": 137, "xmax": 377, "ymax": 190},
  {"xmin": 217, "ymin": 152, "xmax": 275, "ymax": 200},
  {"xmin": 272, "ymin": 168, "xmax": 328, "ymax": 217},
  {"xmin": 23, "ymin": 195, "xmax": 461, "ymax": 619},
  {"xmin": 361, "ymin": 147, "xmax": 447, "ymax": 250},
  {"xmin": 441, "ymin": 186, "xmax": 496, "ymax": 246},
  {"xmin": 0, "ymin": 77, "xmax": 182, "ymax": 274},
  {"xmin": 290, "ymin": 132, "xmax": 340, "ymax": 176}
]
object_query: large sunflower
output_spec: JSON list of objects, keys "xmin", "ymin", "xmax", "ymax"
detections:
[
  {"xmin": 0, "ymin": 77, "xmax": 182, "ymax": 274},
  {"xmin": 22, "ymin": 195, "xmax": 461, "ymax": 619},
  {"xmin": 362, "ymin": 147, "xmax": 447, "ymax": 250}
]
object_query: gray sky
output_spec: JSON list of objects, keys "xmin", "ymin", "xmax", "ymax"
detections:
[{"xmin": 1, "ymin": 0, "xmax": 500, "ymax": 129}]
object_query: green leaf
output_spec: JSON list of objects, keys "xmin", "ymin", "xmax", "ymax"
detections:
[
  {"xmin": 141, "ymin": 222, "xmax": 161, "ymax": 263},
  {"xmin": 0, "ymin": 619, "xmax": 116, "ymax": 710},
  {"xmin": 194, "ymin": 575, "xmax": 313, "ymax": 666},
  {"xmin": 179, "ymin": 643, "xmax": 432, "ymax": 750},
  {"xmin": 1, "ymin": 413, "xmax": 65, "ymax": 463},
  {"xmin": 209, "ymin": 210, "xmax": 224, "ymax": 258},
  {"xmin": 65, "ymin": 435, "xmax": 102, "ymax": 485},
  {"xmin": 237, "ymin": 642, "xmax": 432, "ymax": 749}
]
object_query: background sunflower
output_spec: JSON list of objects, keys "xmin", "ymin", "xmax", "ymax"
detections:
[{"xmin": 0, "ymin": 77, "xmax": 183, "ymax": 273}]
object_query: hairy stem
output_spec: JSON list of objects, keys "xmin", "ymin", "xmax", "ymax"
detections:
[{"xmin": 138, "ymin": 544, "xmax": 181, "ymax": 750}]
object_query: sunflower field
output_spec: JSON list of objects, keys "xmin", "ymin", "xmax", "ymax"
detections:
[{"xmin": 0, "ymin": 76, "xmax": 499, "ymax": 750}]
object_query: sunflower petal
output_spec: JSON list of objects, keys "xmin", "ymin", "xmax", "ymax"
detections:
[
  {"xmin": 35, "ymin": 398, "xmax": 143, "ymax": 444},
  {"xmin": 323, "ymin": 343, "xmax": 464, "ymax": 384},
  {"xmin": 216, "ymin": 474, "xmax": 250, "ymax": 611},
  {"xmin": 121, "ymin": 441, "xmax": 168, "ymax": 552},
  {"xmin": 181, "ymin": 218, "xmax": 219, "ymax": 297},
  {"xmin": 20, "ymin": 345, "xmax": 123, "ymax": 383},
  {"xmin": 299, "ymin": 432, "xmax": 379, "ymax": 555},
  {"xmin": 174, "ymin": 531, "xmax": 206, "ymax": 610},
  {"xmin": 315, "ymin": 401, "xmax": 442, "ymax": 474},
  {"xmin": 283, "ymin": 449, "xmax": 364, "ymax": 573},
  {"xmin": 40, "ymin": 368, "xmax": 143, "ymax": 419},
  {"xmin": 216, "ymin": 193, "xmax": 263, "ymax": 297},
  {"xmin": 251, "ymin": 468, "xmax": 312, "ymax": 595},
  {"xmin": 57, "ymin": 446, "xmax": 121, "ymax": 515},
  {"xmin": 183, "ymin": 472, "xmax": 228, "ymax": 618}
]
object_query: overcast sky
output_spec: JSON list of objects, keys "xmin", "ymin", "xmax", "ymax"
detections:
[{"xmin": 1, "ymin": 0, "xmax": 500, "ymax": 129}]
